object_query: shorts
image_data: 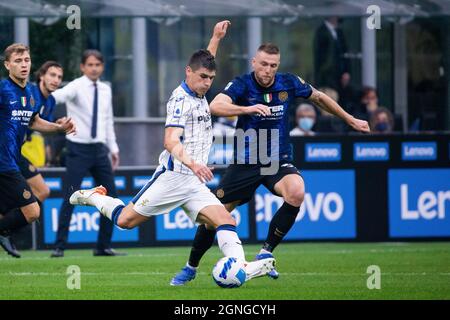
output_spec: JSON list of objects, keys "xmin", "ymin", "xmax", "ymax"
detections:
[
  {"xmin": 214, "ymin": 161, "xmax": 301, "ymax": 205},
  {"xmin": 0, "ymin": 170, "xmax": 37, "ymax": 213},
  {"xmin": 18, "ymin": 155, "xmax": 40, "ymax": 180},
  {"xmin": 131, "ymin": 165, "xmax": 223, "ymax": 223}
]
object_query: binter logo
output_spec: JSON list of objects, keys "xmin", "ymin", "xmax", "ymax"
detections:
[
  {"xmin": 402, "ymin": 142, "xmax": 437, "ymax": 161},
  {"xmin": 389, "ymin": 169, "xmax": 450, "ymax": 237},
  {"xmin": 354, "ymin": 142, "xmax": 389, "ymax": 161},
  {"xmin": 305, "ymin": 143, "xmax": 341, "ymax": 162},
  {"xmin": 400, "ymin": 184, "xmax": 449, "ymax": 220}
]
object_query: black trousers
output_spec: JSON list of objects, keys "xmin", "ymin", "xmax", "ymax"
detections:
[{"xmin": 54, "ymin": 141, "xmax": 116, "ymax": 250}]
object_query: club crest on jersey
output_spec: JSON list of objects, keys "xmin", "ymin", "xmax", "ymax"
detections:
[
  {"xmin": 21, "ymin": 96, "xmax": 27, "ymax": 107},
  {"xmin": 30, "ymin": 95, "xmax": 35, "ymax": 108},
  {"xmin": 263, "ymin": 93, "xmax": 272, "ymax": 104},
  {"xmin": 278, "ymin": 91, "xmax": 288, "ymax": 102}
]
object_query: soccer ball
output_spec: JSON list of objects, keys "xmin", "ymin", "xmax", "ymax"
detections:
[{"xmin": 212, "ymin": 257, "xmax": 246, "ymax": 288}]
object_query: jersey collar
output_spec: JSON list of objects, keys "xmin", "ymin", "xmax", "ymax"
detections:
[
  {"xmin": 7, "ymin": 76, "xmax": 27, "ymax": 91},
  {"xmin": 251, "ymin": 72, "xmax": 277, "ymax": 91},
  {"xmin": 181, "ymin": 81, "xmax": 203, "ymax": 99}
]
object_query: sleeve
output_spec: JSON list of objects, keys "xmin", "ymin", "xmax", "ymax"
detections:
[
  {"xmin": 165, "ymin": 94, "xmax": 191, "ymax": 128},
  {"xmin": 105, "ymin": 86, "xmax": 119, "ymax": 154},
  {"xmin": 292, "ymin": 74, "xmax": 313, "ymax": 99},
  {"xmin": 221, "ymin": 77, "xmax": 247, "ymax": 103},
  {"xmin": 51, "ymin": 80, "xmax": 77, "ymax": 104}
]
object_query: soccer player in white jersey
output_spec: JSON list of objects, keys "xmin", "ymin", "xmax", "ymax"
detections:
[{"xmin": 69, "ymin": 20, "xmax": 275, "ymax": 285}]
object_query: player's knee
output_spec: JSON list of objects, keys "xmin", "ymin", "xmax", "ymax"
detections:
[{"xmin": 284, "ymin": 189, "xmax": 304, "ymax": 207}]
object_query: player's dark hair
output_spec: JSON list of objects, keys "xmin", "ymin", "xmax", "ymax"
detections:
[
  {"xmin": 257, "ymin": 43, "xmax": 280, "ymax": 55},
  {"xmin": 188, "ymin": 49, "xmax": 216, "ymax": 71},
  {"xmin": 3, "ymin": 43, "xmax": 29, "ymax": 61},
  {"xmin": 35, "ymin": 61, "xmax": 63, "ymax": 83},
  {"xmin": 81, "ymin": 49, "xmax": 104, "ymax": 64}
]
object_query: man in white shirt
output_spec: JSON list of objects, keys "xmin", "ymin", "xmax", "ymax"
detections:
[{"xmin": 50, "ymin": 49, "xmax": 123, "ymax": 257}]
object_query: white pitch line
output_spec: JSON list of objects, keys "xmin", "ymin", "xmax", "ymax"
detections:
[{"xmin": 2, "ymin": 272, "xmax": 449, "ymax": 277}]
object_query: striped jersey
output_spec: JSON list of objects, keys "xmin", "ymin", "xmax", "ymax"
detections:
[{"xmin": 159, "ymin": 81, "xmax": 213, "ymax": 175}]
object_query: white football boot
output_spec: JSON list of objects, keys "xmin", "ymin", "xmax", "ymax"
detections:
[
  {"xmin": 244, "ymin": 257, "xmax": 276, "ymax": 281},
  {"xmin": 69, "ymin": 185, "xmax": 107, "ymax": 206}
]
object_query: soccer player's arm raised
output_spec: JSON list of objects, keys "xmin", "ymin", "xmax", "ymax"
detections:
[
  {"xmin": 308, "ymin": 87, "xmax": 370, "ymax": 133},
  {"xmin": 206, "ymin": 20, "xmax": 231, "ymax": 57},
  {"xmin": 163, "ymin": 126, "xmax": 213, "ymax": 183},
  {"xmin": 29, "ymin": 114, "xmax": 76, "ymax": 135}
]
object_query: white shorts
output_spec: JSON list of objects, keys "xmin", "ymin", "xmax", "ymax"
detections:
[{"xmin": 132, "ymin": 165, "xmax": 223, "ymax": 223}]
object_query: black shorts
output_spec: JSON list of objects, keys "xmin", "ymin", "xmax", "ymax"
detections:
[
  {"xmin": 0, "ymin": 171, "xmax": 37, "ymax": 214},
  {"xmin": 214, "ymin": 161, "xmax": 301, "ymax": 205},
  {"xmin": 18, "ymin": 155, "xmax": 40, "ymax": 180}
]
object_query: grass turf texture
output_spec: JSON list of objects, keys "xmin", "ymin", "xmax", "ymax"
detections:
[{"xmin": 0, "ymin": 242, "xmax": 449, "ymax": 300}]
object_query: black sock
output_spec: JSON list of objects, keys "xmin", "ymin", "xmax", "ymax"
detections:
[
  {"xmin": 262, "ymin": 202, "xmax": 299, "ymax": 252},
  {"xmin": 0, "ymin": 209, "xmax": 29, "ymax": 235},
  {"xmin": 188, "ymin": 224, "xmax": 216, "ymax": 267}
]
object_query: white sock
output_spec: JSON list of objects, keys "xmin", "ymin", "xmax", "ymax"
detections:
[
  {"xmin": 186, "ymin": 263, "xmax": 197, "ymax": 271},
  {"xmin": 216, "ymin": 226, "xmax": 246, "ymax": 262},
  {"xmin": 88, "ymin": 194, "xmax": 125, "ymax": 220}
]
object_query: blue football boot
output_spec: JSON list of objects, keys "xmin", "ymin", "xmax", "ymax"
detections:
[{"xmin": 170, "ymin": 266, "xmax": 197, "ymax": 286}]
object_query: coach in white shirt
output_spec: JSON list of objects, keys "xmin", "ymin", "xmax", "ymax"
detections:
[{"xmin": 50, "ymin": 49, "xmax": 124, "ymax": 257}]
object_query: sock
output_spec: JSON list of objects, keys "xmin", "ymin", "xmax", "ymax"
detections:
[
  {"xmin": 88, "ymin": 194, "xmax": 125, "ymax": 221},
  {"xmin": 188, "ymin": 224, "xmax": 216, "ymax": 267},
  {"xmin": 0, "ymin": 209, "xmax": 29, "ymax": 234},
  {"xmin": 216, "ymin": 224, "xmax": 245, "ymax": 262},
  {"xmin": 185, "ymin": 263, "xmax": 198, "ymax": 271},
  {"xmin": 262, "ymin": 202, "xmax": 299, "ymax": 252}
]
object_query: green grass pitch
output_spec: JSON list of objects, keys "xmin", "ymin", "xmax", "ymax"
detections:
[{"xmin": 1, "ymin": 242, "xmax": 449, "ymax": 300}]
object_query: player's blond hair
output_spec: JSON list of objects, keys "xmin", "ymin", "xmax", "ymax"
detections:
[{"xmin": 3, "ymin": 43, "xmax": 29, "ymax": 61}]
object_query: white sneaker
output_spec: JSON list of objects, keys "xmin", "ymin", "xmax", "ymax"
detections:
[
  {"xmin": 69, "ymin": 185, "xmax": 107, "ymax": 206},
  {"xmin": 244, "ymin": 257, "xmax": 276, "ymax": 281}
]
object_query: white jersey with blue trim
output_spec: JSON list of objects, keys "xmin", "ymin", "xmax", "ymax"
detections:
[{"xmin": 159, "ymin": 81, "xmax": 213, "ymax": 175}]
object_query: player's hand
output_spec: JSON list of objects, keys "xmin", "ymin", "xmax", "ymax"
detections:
[
  {"xmin": 246, "ymin": 104, "xmax": 271, "ymax": 117},
  {"xmin": 58, "ymin": 117, "xmax": 76, "ymax": 135},
  {"xmin": 348, "ymin": 116, "xmax": 370, "ymax": 133},
  {"xmin": 212, "ymin": 20, "xmax": 231, "ymax": 40},
  {"xmin": 190, "ymin": 162, "xmax": 214, "ymax": 183},
  {"xmin": 111, "ymin": 152, "xmax": 120, "ymax": 171}
]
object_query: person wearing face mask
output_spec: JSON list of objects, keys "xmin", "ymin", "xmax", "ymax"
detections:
[
  {"xmin": 290, "ymin": 103, "xmax": 317, "ymax": 136},
  {"xmin": 370, "ymin": 107, "xmax": 395, "ymax": 133}
]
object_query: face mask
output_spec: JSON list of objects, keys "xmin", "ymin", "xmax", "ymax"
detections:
[
  {"xmin": 375, "ymin": 122, "xmax": 389, "ymax": 132},
  {"xmin": 299, "ymin": 117, "xmax": 315, "ymax": 131}
]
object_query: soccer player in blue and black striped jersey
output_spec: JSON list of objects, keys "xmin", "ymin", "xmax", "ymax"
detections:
[
  {"xmin": 171, "ymin": 43, "xmax": 369, "ymax": 285},
  {"xmin": 4, "ymin": 61, "xmax": 64, "ymax": 258},
  {"xmin": 0, "ymin": 44, "xmax": 75, "ymax": 257}
]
